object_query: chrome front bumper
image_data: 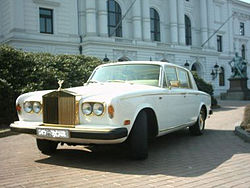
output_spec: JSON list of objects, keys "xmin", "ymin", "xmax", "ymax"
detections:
[{"xmin": 10, "ymin": 121, "xmax": 128, "ymax": 144}]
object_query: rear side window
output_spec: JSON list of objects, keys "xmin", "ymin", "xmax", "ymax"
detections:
[
  {"xmin": 176, "ymin": 68, "xmax": 191, "ymax": 88},
  {"xmin": 164, "ymin": 66, "xmax": 192, "ymax": 89},
  {"xmin": 165, "ymin": 66, "xmax": 178, "ymax": 86}
]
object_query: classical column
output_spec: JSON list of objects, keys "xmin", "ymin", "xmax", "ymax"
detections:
[
  {"xmin": 142, "ymin": 0, "xmax": 151, "ymax": 41},
  {"xmin": 132, "ymin": 0, "xmax": 142, "ymax": 40},
  {"xmin": 11, "ymin": 0, "xmax": 24, "ymax": 31},
  {"xmin": 200, "ymin": 0, "xmax": 208, "ymax": 48},
  {"xmin": 177, "ymin": 0, "xmax": 185, "ymax": 45},
  {"xmin": 169, "ymin": 0, "xmax": 178, "ymax": 44},
  {"xmin": 86, "ymin": 0, "xmax": 96, "ymax": 36},
  {"xmin": 247, "ymin": 41, "xmax": 250, "ymax": 60},
  {"xmin": 207, "ymin": 0, "xmax": 216, "ymax": 49},
  {"xmin": 227, "ymin": 1, "xmax": 234, "ymax": 54},
  {"xmin": 98, "ymin": 0, "xmax": 108, "ymax": 37},
  {"xmin": 78, "ymin": 0, "xmax": 85, "ymax": 36}
]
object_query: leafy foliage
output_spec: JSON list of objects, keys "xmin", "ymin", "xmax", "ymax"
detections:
[
  {"xmin": 0, "ymin": 45, "xmax": 102, "ymax": 125},
  {"xmin": 192, "ymin": 72, "xmax": 217, "ymax": 107}
]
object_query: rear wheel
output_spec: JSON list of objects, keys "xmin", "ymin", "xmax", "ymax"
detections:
[
  {"xmin": 36, "ymin": 139, "xmax": 58, "ymax": 154},
  {"xmin": 189, "ymin": 108, "xmax": 206, "ymax": 136},
  {"xmin": 128, "ymin": 111, "xmax": 148, "ymax": 160}
]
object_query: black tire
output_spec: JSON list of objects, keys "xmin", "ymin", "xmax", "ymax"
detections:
[
  {"xmin": 128, "ymin": 111, "xmax": 148, "ymax": 160},
  {"xmin": 36, "ymin": 139, "xmax": 58, "ymax": 154},
  {"xmin": 189, "ymin": 108, "xmax": 206, "ymax": 136}
]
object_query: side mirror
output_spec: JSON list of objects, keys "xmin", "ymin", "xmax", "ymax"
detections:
[{"xmin": 170, "ymin": 80, "xmax": 180, "ymax": 88}]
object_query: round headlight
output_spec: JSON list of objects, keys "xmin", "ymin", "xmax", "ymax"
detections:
[
  {"xmin": 82, "ymin": 103, "xmax": 92, "ymax": 115},
  {"xmin": 23, "ymin": 101, "xmax": 32, "ymax": 113},
  {"xmin": 93, "ymin": 103, "xmax": 104, "ymax": 116},
  {"xmin": 33, "ymin": 102, "xmax": 42, "ymax": 113}
]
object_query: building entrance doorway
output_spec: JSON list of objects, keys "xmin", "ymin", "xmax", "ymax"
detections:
[{"xmin": 191, "ymin": 63, "xmax": 203, "ymax": 78}]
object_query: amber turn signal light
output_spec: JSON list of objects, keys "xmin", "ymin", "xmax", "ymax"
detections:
[
  {"xmin": 16, "ymin": 104, "xmax": 21, "ymax": 113},
  {"xmin": 123, "ymin": 120, "xmax": 130, "ymax": 125},
  {"xmin": 108, "ymin": 105, "xmax": 114, "ymax": 118}
]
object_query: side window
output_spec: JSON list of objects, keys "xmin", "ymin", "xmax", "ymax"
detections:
[
  {"xmin": 165, "ymin": 66, "xmax": 178, "ymax": 87},
  {"xmin": 177, "ymin": 68, "xmax": 190, "ymax": 88}
]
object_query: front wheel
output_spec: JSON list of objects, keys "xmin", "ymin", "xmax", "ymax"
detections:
[
  {"xmin": 128, "ymin": 111, "xmax": 148, "ymax": 160},
  {"xmin": 36, "ymin": 139, "xmax": 58, "ymax": 154},
  {"xmin": 189, "ymin": 108, "xmax": 206, "ymax": 136}
]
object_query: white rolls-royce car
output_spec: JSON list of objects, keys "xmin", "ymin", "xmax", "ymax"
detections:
[{"xmin": 11, "ymin": 61, "xmax": 212, "ymax": 159}]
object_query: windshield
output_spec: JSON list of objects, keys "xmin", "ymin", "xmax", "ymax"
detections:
[{"xmin": 89, "ymin": 64, "xmax": 161, "ymax": 87}]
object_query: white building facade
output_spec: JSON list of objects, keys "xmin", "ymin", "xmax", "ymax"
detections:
[{"xmin": 0, "ymin": 0, "xmax": 250, "ymax": 96}]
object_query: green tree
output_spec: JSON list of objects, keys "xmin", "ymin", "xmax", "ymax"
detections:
[{"xmin": 192, "ymin": 72, "xmax": 217, "ymax": 107}]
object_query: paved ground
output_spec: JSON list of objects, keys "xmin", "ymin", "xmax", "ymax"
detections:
[{"xmin": 1, "ymin": 100, "xmax": 250, "ymax": 188}]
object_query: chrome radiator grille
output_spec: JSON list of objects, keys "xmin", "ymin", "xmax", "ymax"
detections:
[{"xmin": 43, "ymin": 91, "xmax": 77, "ymax": 127}]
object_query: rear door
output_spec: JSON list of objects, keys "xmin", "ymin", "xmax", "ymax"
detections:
[{"xmin": 176, "ymin": 68, "xmax": 199, "ymax": 123}]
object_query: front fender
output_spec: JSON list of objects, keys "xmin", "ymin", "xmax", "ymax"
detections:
[
  {"xmin": 118, "ymin": 96, "xmax": 158, "ymax": 135},
  {"xmin": 132, "ymin": 103, "xmax": 156, "ymax": 125}
]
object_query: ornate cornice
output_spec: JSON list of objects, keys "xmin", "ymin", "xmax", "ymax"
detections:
[
  {"xmin": 32, "ymin": 0, "xmax": 60, "ymax": 7},
  {"xmin": 233, "ymin": 11, "xmax": 250, "ymax": 21}
]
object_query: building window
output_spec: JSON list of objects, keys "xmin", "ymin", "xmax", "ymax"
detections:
[
  {"xmin": 242, "ymin": 45, "xmax": 246, "ymax": 59},
  {"xmin": 107, "ymin": 0, "xmax": 122, "ymax": 37},
  {"xmin": 185, "ymin": 15, "xmax": 192, "ymax": 45},
  {"xmin": 219, "ymin": 67, "xmax": 225, "ymax": 86},
  {"xmin": 240, "ymin": 22, "xmax": 245, "ymax": 36},
  {"xmin": 39, "ymin": 8, "xmax": 53, "ymax": 34},
  {"xmin": 217, "ymin": 35, "xmax": 222, "ymax": 52},
  {"xmin": 150, "ymin": 8, "xmax": 161, "ymax": 42}
]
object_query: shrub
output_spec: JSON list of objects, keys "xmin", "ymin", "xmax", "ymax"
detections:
[
  {"xmin": 241, "ymin": 104, "xmax": 250, "ymax": 130},
  {"xmin": 192, "ymin": 72, "xmax": 217, "ymax": 107},
  {"xmin": 0, "ymin": 45, "xmax": 102, "ymax": 125},
  {"xmin": 0, "ymin": 79, "xmax": 16, "ymax": 125}
]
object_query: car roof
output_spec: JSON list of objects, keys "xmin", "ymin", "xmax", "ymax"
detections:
[{"xmin": 98, "ymin": 61, "xmax": 188, "ymax": 71}]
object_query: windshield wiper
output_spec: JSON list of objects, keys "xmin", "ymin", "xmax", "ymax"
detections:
[
  {"xmin": 87, "ymin": 80, "xmax": 100, "ymax": 84},
  {"xmin": 107, "ymin": 80, "xmax": 126, "ymax": 83}
]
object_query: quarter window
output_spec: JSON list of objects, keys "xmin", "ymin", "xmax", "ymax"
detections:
[
  {"xmin": 39, "ymin": 8, "xmax": 53, "ymax": 34},
  {"xmin": 177, "ymin": 69, "xmax": 190, "ymax": 88}
]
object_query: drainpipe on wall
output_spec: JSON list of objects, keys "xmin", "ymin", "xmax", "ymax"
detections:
[{"xmin": 79, "ymin": 35, "xmax": 82, "ymax": 55}]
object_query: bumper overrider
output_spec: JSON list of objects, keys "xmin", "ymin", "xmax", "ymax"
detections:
[{"xmin": 10, "ymin": 121, "xmax": 128, "ymax": 143}]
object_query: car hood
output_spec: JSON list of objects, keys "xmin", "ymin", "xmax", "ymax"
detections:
[{"xmin": 20, "ymin": 83, "xmax": 162, "ymax": 102}]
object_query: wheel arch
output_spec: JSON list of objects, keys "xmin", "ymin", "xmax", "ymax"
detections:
[
  {"xmin": 144, "ymin": 108, "xmax": 159, "ymax": 139},
  {"xmin": 199, "ymin": 103, "xmax": 208, "ymax": 120},
  {"xmin": 131, "ymin": 106, "xmax": 159, "ymax": 140}
]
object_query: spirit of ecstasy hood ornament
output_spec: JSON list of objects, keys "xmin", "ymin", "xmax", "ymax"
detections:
[{"xmin": 57, "ymin": 80, "xmax": 64, "ymax": 91}]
